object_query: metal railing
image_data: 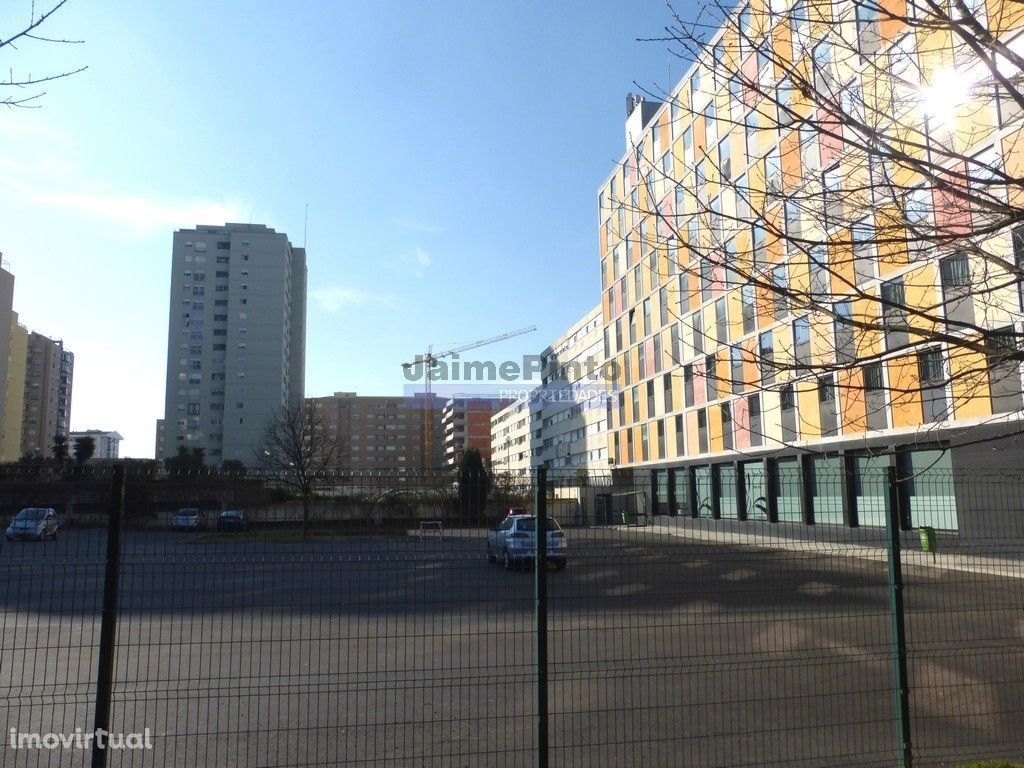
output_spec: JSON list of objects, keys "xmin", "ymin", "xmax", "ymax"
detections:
[{"xmin": 1, "ymin": 462, "xmax": 1022, "ymax": 767}]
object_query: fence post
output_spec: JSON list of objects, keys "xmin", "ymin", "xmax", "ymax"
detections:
[
  {"xmin": 886, "ymin": 465, "xmax": 913, "ymax": 768},
  {"xmin": 534, "ymin": 466, "xmax": 549, "ymax": 768},
  {"xmin": 92, "ymin": 463, "xmax": 126, "ymax": 768}
]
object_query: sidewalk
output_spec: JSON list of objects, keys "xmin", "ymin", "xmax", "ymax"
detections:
[{"xmin": 635, "ymin": 520, "xmax": 1024, "ymax": 580}]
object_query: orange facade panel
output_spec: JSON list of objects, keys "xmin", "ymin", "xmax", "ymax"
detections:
[{"xmin": 887, "ymin": 354, "xmax": 924, "ymax": 429}]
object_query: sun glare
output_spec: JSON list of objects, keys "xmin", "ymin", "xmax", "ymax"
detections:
[{"xmin": 919, "ymin": 68, "xmax": 973, "ymax": 127}]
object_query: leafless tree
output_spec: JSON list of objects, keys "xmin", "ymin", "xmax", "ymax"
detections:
[
  {"xmin": 1, "ymin": 0, "xmax": 86, "ymax": 109},
  {"xmin": 606, "ymin": 0, "xmax": 1024, "ymax": 455},
  {"xmin": 258, "ymin": 402, "xmax": 340, "ymax": 535}
]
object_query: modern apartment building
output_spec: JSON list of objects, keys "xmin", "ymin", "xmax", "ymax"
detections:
[
  {"xmin": 160, "ymin": 223, "xmax": 306, "ymax": 466},
  {"xmin": 537, "ymin": 305, "xmax": 609, "ymax": 472},
  {"xmin": 311, "ymin": 392, "xmax": 444, "ymax": 474},
  {"xmin": 20, "ymin": 332, "xmax": 74, "ymax": 458},
  {"xmin": 442, "ymin": 396, "xmax": 512, "ymax": 468},
  {"xmin": 68, "ymin": 430, "xmax": 124, "ymax": 460},
  {"xmin": 490, "ymin": 395, "xmax": 539, "ymax": 473},
  {"xmin": 597, "ymin": 0, "xmax": 1024, "ymax": 532}
]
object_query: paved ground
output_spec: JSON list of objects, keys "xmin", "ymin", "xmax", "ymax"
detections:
[{"xmin": 1, "ymin": 526, "xmax": 1023, "ymax": 767}]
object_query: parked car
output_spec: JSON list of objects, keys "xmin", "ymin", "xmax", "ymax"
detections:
[
  {"xmin": 487, "ymin": 514, "xmax": 566, "ymax": 570},
  {"xmin": 171, "ymin": 508, "xmax": 205, "ymax": 531},
  {"xmin": 5, "ymin": 507, "xmax": 60, "ymax": 541},
  {"xmin": 217, "ymin": 509, "xmax": 248, "ymax": 532}
]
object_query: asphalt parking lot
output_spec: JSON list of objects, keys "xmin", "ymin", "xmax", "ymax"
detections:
[{"xmin": 2, "ymin": 526, "xmax": 1023, "ymax": 767}]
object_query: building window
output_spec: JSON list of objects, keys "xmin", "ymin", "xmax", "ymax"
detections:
[
  {"xmin": 881, "ymin": 278, "xmax": 908, "ymax": 351},
  {"xmin": 918, "ymin": 348, "xmax": 949, "ymax": 422},
  {"xmin": 748, "ymin": 394, "xmax": 763, "ymax": 447},
  {"xmin": 705, "ymin": 354, "xmax": 718, "ymax": 401}
]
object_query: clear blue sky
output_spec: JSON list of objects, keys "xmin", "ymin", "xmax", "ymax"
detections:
[{"xmin": 1, "ymin": 0, "xmax": 691, "ymax": 457}]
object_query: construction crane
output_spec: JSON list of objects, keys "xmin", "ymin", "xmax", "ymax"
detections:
[{"xmin": 402, "ymin": 325, "xmax": 536, "ymax": 470}]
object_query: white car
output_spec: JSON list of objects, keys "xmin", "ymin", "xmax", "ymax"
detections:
[
  {"xmin": 171, "ymin": 508, "xmax": 206, "ymax": 531},
  {"xmin": 5, "ymin": 508, "xmax": 60, "ymax": 541},
  {"xmin": 487, "ymin": 514, "xmax": 567, "ymax": 571}
]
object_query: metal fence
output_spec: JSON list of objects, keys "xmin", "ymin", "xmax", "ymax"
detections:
[{"xmin": 1, "ymin": 462, "xmax": 1023, "ymax": 767}]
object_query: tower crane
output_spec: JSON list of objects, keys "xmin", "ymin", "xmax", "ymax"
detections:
[{"xmin": 401, "ymin": 325, "xmax": 536, "ymax": 470}]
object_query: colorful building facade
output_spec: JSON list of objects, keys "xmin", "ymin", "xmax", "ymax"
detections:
[{"xmin": 597, "ymin": 0, "xmax": 1024, "ymax": 533}]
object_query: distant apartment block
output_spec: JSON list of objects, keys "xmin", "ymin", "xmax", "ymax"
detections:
[
  {"xmin": 2, "ymin": 320, "xmax": 27, "ymax": 461},
  {"xmin": 537, "ymin": 305, "xmax": 608, "ymax": 472},
  {"xmin": 491, "ymin": 395, "xmax": 539, "ymax": 473},
  {"xmin": 311, "ymin": 392, "xmax": 444, "ymax": 474},
  {"xmin": 68, "ymin": 430, "xmax": 123, "ymax": 460},
  {"xmin": 160, "ymin": 224, "xmax": 307, "ymax": 466},
  {"xmin": 21, "ymin": 332, "xmax": 73, "ymax": 458},
  {"xmin": 0, "ymin": 263, "xmax": 28, "ymax": 461},
  {"xmin": 491, "ymin": 305, "xmax": 610, "ymax": 474},
  {"xmin": 443, "ymin": 396, "xmax": 511, "ymax": 469}
]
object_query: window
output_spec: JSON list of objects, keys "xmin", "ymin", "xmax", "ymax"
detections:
[
  {"xmin": 793, "ymin": 315, "xmax": 811, "ymax": 346},
  {"xmin": 818, "ymin": 375, "xmax": 835, "ymax": 403},
  {"xmin": 731, "ymin": 346, "xmax": 744, "ymax": 394},
  {"xmin": 715, "ymin": 298, "xmax": 728, "ymax": 343},
  {"xmin": 813, "ymin": 40, "xmax": 833, "ymax": 90},
  {"xmin": 864, "ymin": 363, "xmax": 884, "ymax": 391},
  {"xmin": 742, "ymin": 283, "xmax": 756, "ymax": 333},
  {"xmin": 780, "ymin": 384, "xmax": 796, "ymax": 410},
  {"xmin": 852, "ymin": 217, "xmax": 877, "ymax": 284},
  {"xmin": 855, "ymin": 1, "xmax": 881, "ymax": 55},
  {"xmin": 881, "ymin": 279, "xmax": 906, "ymax": 326},
  {"xmin": 692, "ymin": 313, "xmax": 704, "ymax": 354},
  {"xmin": 684, "ymin": 364, "xmax": 695, "ymax": 406},
  {"xmin": 809, "ymin": 246, "xmax": 829, "ymax": 299},
  {"xmin": 772, "ymin": 265, "xmax": 789, "ymax": 317},
  {"xmin": 718, "ymin": 138, "xmax": 732, "ymax": 180},
  {"xmin": 834, "ymin": 300, "xmax": 855, "ymax": 364},
  {"xmin": 705, "ymin": 354, "xmax": 718, "ymax": 401},
  {"xmin": 823, "ymin": 164, "xmax": 843, "ymax": 225},
  {"xmin": 940, "ymin": 251, "xmax": 970, "ymax": 288},
  {"xmin": 759, "ymin": 331, "xmax": 775, "ymax": 384},
  {"xmin": 985, "ymin": 327, "xmax": 1023, "ymax": 413},
  {"xmin": 791, "ymin": 0, "xmax": 810, "ymax": 52},
  {"xmin": 918, "ymin": 348, "xmax": 949, "ymax": 422}
]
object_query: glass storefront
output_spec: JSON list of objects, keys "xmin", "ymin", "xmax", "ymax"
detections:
[
  {"xmin": 776, "ymin": 457, "xmax": 802, "ymax": 522},
  {"xmin": 695, "ymin": 466, "xmax": 714, "ymax": 518},
  {"xmin": 742, "ymin": 462, "xmax": 769, "ymax": 521},
  {"xmin": 854, "ymin": 454, "xmax": 889, "ymax": 527},
  {"xmin": 810, "ymin": 454, "xmax": 844, "ymax": 525},
  {"xmin": 903, "ymin": 450, "xmax": 958, "ymax": 531},
  {"xmin": 718, "ymin": 464, "xmax": 739, "ymax": 519}
]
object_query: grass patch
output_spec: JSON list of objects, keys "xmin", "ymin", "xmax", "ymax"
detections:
[{"xmin": 959, "ymin": 762, "xmax": 1024, "ymax": 768}]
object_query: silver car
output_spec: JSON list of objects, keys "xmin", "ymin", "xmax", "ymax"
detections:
[
  {"xmin": 5, "ymin": 508, "xmax": 60, "ymax": 541},
  {"xmin": 487, "ymin": 515, "xmax": 567, "ymax": 571},
  {"xmin": 171, "ymin": 508, "xmax": 205, "ymax": 531}
]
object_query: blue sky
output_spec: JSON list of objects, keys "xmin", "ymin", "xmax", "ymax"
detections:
[{"xmin": 1, "ymin": 0, "xmax": 689, "ymax": 457}]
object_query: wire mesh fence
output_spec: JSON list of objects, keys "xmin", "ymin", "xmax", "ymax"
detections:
[{"xmin": 1, "ymin": 462, "xmax": 1022, "ymax": 767}]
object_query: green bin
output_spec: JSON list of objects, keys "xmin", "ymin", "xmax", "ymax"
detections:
[{"xmin": 919, "ymin": 526, "xmax": 937, "ymax": 558}]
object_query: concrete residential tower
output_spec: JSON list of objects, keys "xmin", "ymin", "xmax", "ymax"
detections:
[{"xmin": 160, "ymin": 224, "xmax": 306, "ymax": 465}]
